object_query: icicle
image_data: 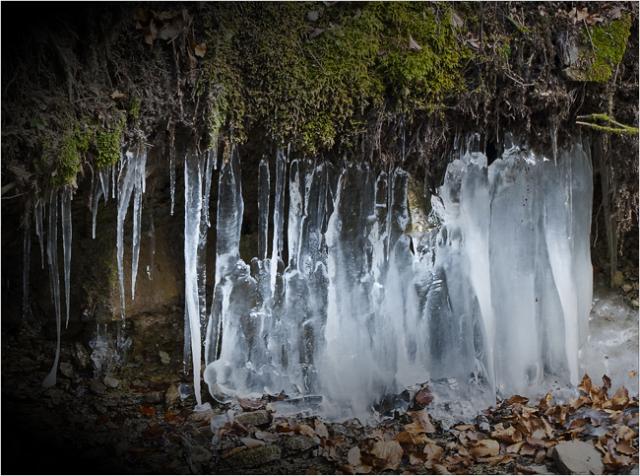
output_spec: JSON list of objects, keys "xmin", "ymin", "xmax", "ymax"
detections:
[
  {"xmin": 22, "ymin": 204, "xmax": 31, "ymax": 319},
  {"xmin": 34, "ymin": 199, "xmax": 45, "ymax": 269},
  {"xmin": 169, "ymin": 140, "xmax": 176, "ymax": 216},
  {"xmin": 111, "ymin": 164, "xmax": 117, "ymax": 199},
  {"xmin": 132, "ymin": 150, "xmax": 147, "ymax": 300},
  {"xmin": 205, "ymin": 146, "xmax": 243, "ymax": 366},
  {"xmin": 99, "ymin": 168, "xmax": 110, "ymax": 203},
  {"xmin": 270, "ymin": 150, "xmax": 286, "ymax": 293},
  {"xmin": 184, "ymin": 152, "xmax": 204, "ymax": 405},
  {"xmin": 91, "ymin": 178, "xmax": 102, "ymax": 240},
  {"xmin": 202, "ymin": 146, "xmax": 216, "ymax": 228},
  {"xmin": 61, "ymin": 188, "xmax": 73, "ymax": 328},
  {"xmin": 198, "ymin": 152, "xmax": 213, "ymax": 338},
  {"xmin": 116, "ymin": 152, "xmax": 136, "ymax": 320},
  {"xmin": 258, "ymin": 158, "xmax": 270, "ymax": 260},
  {"xmin": 287, "ymin": 159, "xmax": 303, "ymax": 268},
  {"xmin": 43, "ymin": 190, "xmax": 61, "ymax": 388}
]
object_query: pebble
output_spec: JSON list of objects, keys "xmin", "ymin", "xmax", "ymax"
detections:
[
  {"xmin": 59, "ymin": 362, "xmax": 74, "ymax": 379},
  {"xmin": 159, "ymin": 351, "xmax": 171, "ymax": 365},
  {"xmin": 103, "ymin": 376, "xmax": 120, "ymax": 389},
  {"xmin": 282, "ymin": 434, "xmax": 319, "ymax": 454},
  {"xmin": 622, "ymin": 283, "xmax": 633, "ymax": 293},
  {"xmin": 179, "ymin": 383, "xmax": 192, "ymax": 400},
  {"xmin": 144, "ymin": 391, "xmax": 165, "ymax": 404},
  {"xmin": 306, "ymin": 10, "xmax": 319, "ymax": 22},
  {"xmin": 553, "ymin": 441, "xmax": 604, "ymax": 475},
  {"xmin": 89, "ymin": 380, "xmax": 107, "ymax": 395},
  {"xmin": 222, "ymin": 444, "xmax": 281, "ymax": 468},
  {"xmin": 235, "ymin": 410, "xmax": 271, "ymax": 427}
]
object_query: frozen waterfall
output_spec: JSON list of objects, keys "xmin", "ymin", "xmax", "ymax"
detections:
[{"xmin": 200, "ymin": 139, "xmax": 593, "ymax": 418}]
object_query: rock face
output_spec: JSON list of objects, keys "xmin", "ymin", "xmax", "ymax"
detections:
[
  {"xmin": 553, "ymin": 441, "xmax": 604, "ymax": 475},
  {"xmin": 235, "ymin": 410, "xmax": 271, "ymax": 428}
]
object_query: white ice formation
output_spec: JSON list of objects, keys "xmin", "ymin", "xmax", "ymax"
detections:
[{"xmin": 199, "ymin": 138, "xmax": 593, "ymax": 418}]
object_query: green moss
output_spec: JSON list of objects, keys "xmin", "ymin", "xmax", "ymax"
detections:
[
  {"xmin": 52, "ymin": 126, "xmax": 93, "ymax": 187},
  {"xmin": 581, "ymin": 15, "xmax": 632, "ymax": 82},
  {"xmin": 201, "ymin": 2, "xmax": 471, "ymax": 154},
  {"xmin": 96, "ymin": 115, "xmax": 126, "ymax": 169},
  {"xmin": 129, "ymin": 97, "xmax": 141, "ymax": 121}
]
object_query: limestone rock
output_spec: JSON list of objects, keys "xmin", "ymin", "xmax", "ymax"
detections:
[
  {"xmin": 553, "ymin": 441, "xmax": 604, "ymax": 475},
  {"xmin": 103, "ymin": 376, "xmax": 120, "ymax": 389}
]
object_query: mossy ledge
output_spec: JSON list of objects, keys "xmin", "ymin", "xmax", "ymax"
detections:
[{"xmin": 2, "ymin": 2, "xmax": 638, "ymax": 194}]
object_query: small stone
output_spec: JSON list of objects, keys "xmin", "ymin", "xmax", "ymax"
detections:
[
  {"xmin": 159, "ymin": 351, "xmax": 171, "ymax": 365},
  {"xmin": 516, "ymin": 464, "xmax": 549, "ymax": 475},
  {"xmin": 622, "ymin": 283, "xmax": 633, "ymax": 293},
  {"xmin": 553, "ymin": 441, "xmax": 603, "ymax": 475},
  {"xmin": 89, "ymin": 380, "xmax": 107, "ymax": 395},
  {"xmin": 144, "ymin": 391, "xmax": 165, "ymax": 404},
  {"xmin": 179, "ymin": 383, "xmax": 192, "ymax": 400},
  {"xmin": 631, "ymin": 299, "xmax": 639, "ymax": 308},
  {"xmin": 190, "ymin": 445, "xmax": 212, "ymax": 464},
  {"xmin": 612, "ymin": 271, "xmax": 625, "ymax": 288},
  {"xmin": 222, "ymin": 444, "xmax": 281, "ymax": 468},
  {"xmin": 306, "ymin": 10, "xmax": 319, "ymax": 22},
  {"xmin": 414, "ymin": 386, "xmax": 434, "ymax": 408},
  {"xmin": 235, "ymin": 410, "xmax": 271, "ymax": 427},
  {"xmin": 165, "ymin": 384, "xmax": 180, "ymax": 406},
  {"xmin": 59, "ymin": 362, "xmax": 74, "ymax": 379},
  {"xmin": 103, "ymin": 376, "xmax": 120, "ymax": 389},
  {"xmin": 282, "ymin": 434, "xmax": 318, "ymax": 454}
]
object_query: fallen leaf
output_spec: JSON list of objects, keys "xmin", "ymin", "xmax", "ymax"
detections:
[
  {"xmin": 615, "ymin": 441, "xmax": 635, "ymax": 455},
  {"xmin": 423, "ymin": 442, "xmax": 444, "ymax": 461},
  {"xmin": 432, "ymin": 464, "xmax": 452, "ymax": 474},
  {"xmin": 491, "ymin": 424, "xmax": 523, "ymax": 444},
  {"xmin": 407, "ymin": 410, "xmax": 436, "ymax": 434},
  {"xmin": 315, "ymin": 420, "xmax": 329, "ymax": 439},
  {"xmin": 579, "ymin": 374, "xmax": 593, "ymax": 395},
  {"xmin": 397, "ymin": 430, "xmax": 428, "ymax": 445},
  {"xmin": 506, "ymin": 395, "xmax": 529, "ymax": 406},
  {"xmin": 371, "ymin": 440, "xmax": 403, "ymax": 470},
  {"xmin": 414, "ymin": 387, "xmax": 433, "ymax": 407},
  {"xmin": 506, "ymin": 441, "xmax": 524, "ymax": 454},
  {"xmin": 470, "ymin": 439, "xmax": 499, "ymax": 458}
]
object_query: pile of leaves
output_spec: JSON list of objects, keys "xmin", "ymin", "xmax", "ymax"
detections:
[{"xmin": 206, "ymin": 375, "xmax": 638, "ymax": 474}]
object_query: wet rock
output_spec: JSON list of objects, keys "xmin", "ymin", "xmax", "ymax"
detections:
[
  {"xmin": 89, "ymin": 380, "xmax": 107, "ymax": 395},
  {"xmin": 222, "ymin": 444, "xmax": 281, "ymax": 468},
  {"xmin": 179, "ymin": 383, "xmax": 191, "ymax": 400},
  {"xmin": 165, "ymin": 384, "xmax": 180, "ymax": 406},
  {"xmin": 103, "ymin": 376, "xmax": 120, "ymax": 389},
  {"xmin": 414, "ymin": 385, "xmax": 434, "ymax": 408},
  {"xmin": 235, "ymin": 410, "xmax": 271, "ymax": 427},
  {"xmin": 282, "ymin": 434, "xmax": 318, "ymax": 454},
  {"xmin": 144, "ymin": 391, "xmax": 165, "ymax": 404},
  {"xmin": 553, "ymin": 441, "xmax": 603, "ymax": 475},
  {"xmin": 59, "ymin": 362, "xmax": 74, "ymax": 379},
  {"xmin": 476, "ymin": 415, "xmax": 491, "ymax": 433},
  {"xmin": 159, "ymin": 350, "xmax": 171, "ymax": 365}
]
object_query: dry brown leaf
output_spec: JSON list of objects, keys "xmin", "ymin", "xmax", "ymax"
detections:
[
  {"xmin": 615, "ymin": 441, "xmax": 635, "ymax": 455},
  {"xmin": 470, "ymin": 439, "xmax": 499, "ymax": 458},
  {"xmin": 615, "ymin": 425, "xmax": 635, "ymax": 442},
  {"xmin": 414, "ymin": 387, "xmax": 434, "ymax": 407},
  {"xmin": 534, "ymin": 449, "xmax": 546, "ymax": 463},
  {"xmin": 409, "ymin": 410, "xmax": 436, "ymax": 433},
  {"xmin": 519, "ymin": 443, "xmax": 537, "ymax": 456},
  {"xmin": 579, "ymin": 374, "xmax": 593, "ymax": 395},
  {"xmin": 314, "ymin": 420, "xmax": 329, "ymax": 439},
  {"xmin": 610, "ymin": 387, "xmax": 630, "ymax": 409},
  {"xmin": 371, "ymin": 440, "xmax": 403, "ymax": 470},
  {"xmin": 397, "ymin": 431, "xmax": 427, "ymax": 445},
  {"xmin": 506, "ymin": 441, "xmax": 524, "ymax": 454},
  {"xmin": 423, "ymin": 442, "xmax": 444, "ymax": 462},
  {"xmin": 507, "ymin": 395, "xmax": 530, "ymax": 406},
  {"xmin": 296, "ymin": 424, "xmax": 317, "ymax": 439},
  {"xmin": 491, "ymin": 424, "xmax": 523, "ymax": 444}
]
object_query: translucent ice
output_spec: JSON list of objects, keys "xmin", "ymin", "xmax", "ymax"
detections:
[
  {"xmin": 43, "ymin": 190, "xmax": 61, "ymax": 388},
  {"xmin": 61, "ymin": 188, "xmax": 73, "ymax": 327}
]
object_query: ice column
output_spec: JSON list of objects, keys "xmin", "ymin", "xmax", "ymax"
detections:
[
  {"xmin": 184, "ymin": 152, "xmax": 204, "ymax": 405},
  {"xmin": 61, "ymin": 188, "xmax": 73, "ymax": 327},
  {"xmin": 43, "ymin": 190, "xmax": 61, "ymax": 388},
  {"xmin": 258, "ymin": 158, "xmax": 270, "ymax": 260}
]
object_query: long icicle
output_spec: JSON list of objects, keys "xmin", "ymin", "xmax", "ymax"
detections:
[
  {"xmin": 116, "ymin": 152, "xmax": 137, "ymax": 320},
  {"xmin": 34, "ymin": 199, "xmax": 45, "ymax": 269},
  {"xmin": 131, "ymin": 151, "xmax": 146, "ymax": 299},
  {"xmin": 61, "ymin": 188, "xmax": 73, "ymax": 328},
  {"xmin": 43, "ymin": 190, "xmax": 61, "ymax": 387},
  {"xmin": 184, "ymin": 151, "xmax": 203, "ymax": 405}
]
